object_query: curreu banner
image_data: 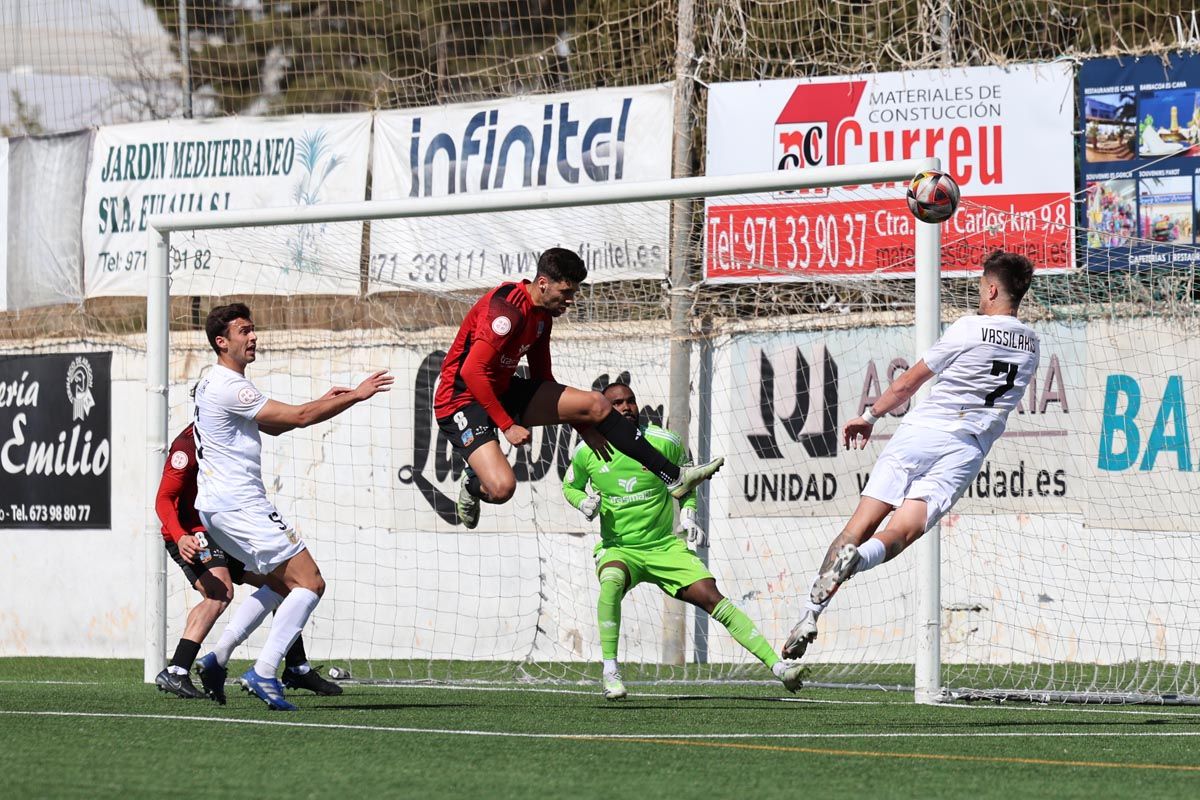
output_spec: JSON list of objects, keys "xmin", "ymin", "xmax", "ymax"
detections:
[
  {"xmin": 1079, "ymin": 53, "xmax": 1200, "ymax": 271},
  {"xmin": 82, "ymin": 115, "xmax": 371, "ymax": 297},
  {"xmin": 704, "ymin": 65, "xmax": 1075, "ymax": 281},
  {"xmin": 369, "ymin": 85, "xmax": 673, "ymax": 292},
  {"xmin": 0, "ymin": 352, "xmax": 112, "ymax": 529},
  {"xmin": 710, "ymin": 323, "xmax": 1082, "ymax": 519}
]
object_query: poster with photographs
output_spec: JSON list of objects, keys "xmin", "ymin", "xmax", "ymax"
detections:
[{"xmin": 1080, "ymin": 53, "xmax": 1200, "ymax": 270}]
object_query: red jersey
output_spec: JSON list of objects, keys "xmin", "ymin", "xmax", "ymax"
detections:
[
  {"xmin": 155, "ymin": 424, "xmax": 204, "ymax": 543},
  {"xmin": 434, "ymin": 280, "xmax": 554, "ymax": 430}
]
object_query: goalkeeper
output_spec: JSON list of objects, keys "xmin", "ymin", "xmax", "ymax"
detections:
[{"xmin": 563, "ymin": 381, "xmax": 804, "ymax": 700}]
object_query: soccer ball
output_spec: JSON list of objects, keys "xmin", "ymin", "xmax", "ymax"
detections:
[{"xmin": 906, "ymin": 170, "xmax": 961, "ymax": 224}]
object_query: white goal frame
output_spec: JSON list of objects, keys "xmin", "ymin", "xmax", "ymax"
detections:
[{"xmin": 143, "ymin": 157, "xmax": 944, "ymax": 701}]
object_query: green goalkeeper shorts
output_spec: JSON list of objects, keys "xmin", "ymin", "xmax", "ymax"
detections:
[{"xmin": 593, "ymin": 536, "xmax": 713, "ymax": 597}]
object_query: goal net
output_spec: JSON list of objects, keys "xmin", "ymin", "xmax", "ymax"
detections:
[{"xmin": 146, "ymin": 161, "xmax": 1200, "ymax": 704}]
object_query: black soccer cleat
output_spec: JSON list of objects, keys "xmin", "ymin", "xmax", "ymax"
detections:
[
  {"xmin": 195, "ymin": 652, "xmax": 228, "ymax": 705},
  {"xmin": 155, "ymin": 667, "xmax": 205, "ymax": 699},
  {"xmin": 282, "ymin": 666, "xmax": 344, "ymax": 696}
]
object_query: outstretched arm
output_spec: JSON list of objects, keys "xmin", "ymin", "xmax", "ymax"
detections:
[
  {"xmin": 843, "ymin": 360, "xmax": 935, "ymax": 449},
  {"xmin": 255, "ymin": 371, "xmax": 392, "ymax": 431}
]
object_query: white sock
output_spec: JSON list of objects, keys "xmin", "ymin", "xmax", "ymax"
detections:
[
  {"xmin": 857, "ymin": 538, "xmax": 887, "ymax": 573},
  {"xmin": 213, "ymin": 586, "xmax": 284, "ymax": 666},
  {"xmin": 254, "ymin": 588, "xmax": 320, "ymax": 679},
  {"xmin": 771, "ymin": 661, "xmax": 788, "ymax": 677},
  {"xmin": 603, "ymin": 659, "xmax": 619, "ymax": 676},
  {"xmin": 804, "ymin": 599, "xmax": 826, "ymax": 617}
]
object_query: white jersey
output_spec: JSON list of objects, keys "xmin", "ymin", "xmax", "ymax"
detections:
[
  {"xmin": 901, "ymin": 314, "xmax": 1040, "ymax": 451},
  {"xmin": 193, "ymin": 364, "xmax": 270, "ymax": 512}
]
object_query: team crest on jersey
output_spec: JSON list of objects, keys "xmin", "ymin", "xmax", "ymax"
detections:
[
  {"xmin": 170, "ymin": 450, "xmax": 189, "ymax": 470},
  {"xmin": 461, "ymin": 429, "xmax": 475, "ymax": 446},
  {"xmin": 238, "ymin": 387, "xmax": 261, "ymax": 405},
  {"xmin": 491, "ymin": 316, "xmax": 512, "ymax": 336}
]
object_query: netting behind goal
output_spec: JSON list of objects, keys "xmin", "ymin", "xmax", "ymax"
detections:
[{"xmin": 152, "ymin": 169, "xmax": 1200, "ymax": 702}]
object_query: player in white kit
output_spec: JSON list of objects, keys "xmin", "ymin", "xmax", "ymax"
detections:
[
  {"xmin": 192, "ymin": 302, "xmax": 392, "ymax": 710},
  {"xmin": 782, "ymin": 250, "xmax": 1040, "ymax": 659}
]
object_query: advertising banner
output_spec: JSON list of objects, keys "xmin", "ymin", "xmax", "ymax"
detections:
[
  {"xmin": 1083, "ymin": 318, "xmax": 1200, "ymax": 530},
  {"xmin": 711, "ymin": 323, "xmax": 1082, "ymax": 519},
  {"xmin": 0, "ymin": 352, "xmax": 112, "ymax": 529},
  {"xmin": 369, "ymin": 85, "xmax": 674, "ymax": 292},
  {"xmin": 0, "ymin": 137, "xmax": 7, "ymax": 311},
  {"xmin": 1080, "ymin": 53, "xmax": 1200, "ymax": 271},
  {"xmin": 82, "ymin": 115, "xmax": 371, "ymax": 297},
  {"xmin": 704, "ymin": 65, "xmax": 1075, "ymax": 281}
]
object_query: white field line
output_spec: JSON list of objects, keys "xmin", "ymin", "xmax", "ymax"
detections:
[
  {"xmin": 2, "ymin": 710, "xmax": 1200, "ymax": 740},
  {"xmin": 9, "ymin": 679, "xmax": 1200, "ymax": 717}
]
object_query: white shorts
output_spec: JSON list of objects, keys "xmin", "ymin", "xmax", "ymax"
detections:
[
  {"xmin": 199, "ymin": 503, "xmax": 306, "ymax": 575},
  {"xmin": 861, "ymin": 424, "xmax": 985, "ymax": 531}
]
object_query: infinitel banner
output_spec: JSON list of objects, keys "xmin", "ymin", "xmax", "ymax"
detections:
[
  {"xmin": 704, "ymin": 64, "xmax": 1075, "ymax": 281},
  {"xmin": 369, "ymin": 85, "xmax": 674, "ymax": 292},
  {"xmin": 0, "ymin": 352, "xmax": 112, "ymax": 529}
]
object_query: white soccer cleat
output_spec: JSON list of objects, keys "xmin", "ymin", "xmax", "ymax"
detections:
[
  {"xmin": 777, "ymin": 660, "xmax": 806, "ymax": 693},
  {"xmin": 602, "ymin": 672, "xmax": 628, "ymax": 701},
  {"xmin": 810, "ymin": 543, "xmax": 862, "ymax": 605},
  {"xmin": 668, "ymin": 457, "xmax": 725, "ymax": 499},
  {"xmin": 781, "ymin": 609, "xmax": 819, "ymax": 660}
]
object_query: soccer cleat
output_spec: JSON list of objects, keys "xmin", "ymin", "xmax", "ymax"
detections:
[
  {"xmin": 810, "ymin": 543, "xmax": 862, "ymax": 605},
  {"xmin": 155, "ymin": 667, "xmax": 204, "ymax": 699},
  {"xmin": 781, "ymin": 609, "xmax": 820, "ymax": 660},
  {"xmin": 457, "ymin": 467, "xmax": 481, "ymax": 530},
  {"xmin": 667, "ymin": 457, "xmax": 725, "ymax": 499},
  {"xmin": 282, "ymin": 666, "xmax": 344, "ymax": 696},
  {"xmin": 194, "ymin": 652, "xmax": 228, "ymax": 705},
  {"xmin": 602, "ymin": 672, "xmax": 628, "ymax": 701},
  {"xmin": 239, "ymin": 668, "xmax": 298, "ymax": 711},
  {"xmin": 778, "ymin": 660, "xmax": 807, "ymax": 693}
]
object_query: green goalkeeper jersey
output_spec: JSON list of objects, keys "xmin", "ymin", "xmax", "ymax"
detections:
[{"xmin": 562, "ymin": 424, "xmax": 696, "ymax": 549}]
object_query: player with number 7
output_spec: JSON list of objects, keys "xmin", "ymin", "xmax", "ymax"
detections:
[{"xmin": 782, "ymin": 250, "xmax": 1040, "ymax": 661}]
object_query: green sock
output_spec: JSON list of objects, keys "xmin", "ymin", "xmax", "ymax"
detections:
[
  {"xmin": 711, "ymin": 597, "xmax": 778, "ymax": 669},
  {"xmin": 597, "ymin": 566, "xmax": 627, "ymax": 661}
]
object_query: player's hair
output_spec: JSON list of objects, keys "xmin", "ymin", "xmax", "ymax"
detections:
[
  {"xmin": 982, "ymin": 250, "xmax": 1034, "ymax": 306},
  {"xmin": 602, "ymin": 380, "xmax": 635, "ymax": 400},
  {"xmin": 537, "ymin": 248, "xmax": 588, "ymax": 283},
  {"xmin": 205, "ymin": 302, "xmax": 253, "ymax": 354}
]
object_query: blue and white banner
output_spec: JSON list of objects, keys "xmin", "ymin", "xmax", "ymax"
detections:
[
  {"xmin": 1079, "ymin": 53, "xmax": 1200, "ymax": 271},
  {"xmin": 369, "ymin": 85, "xmax": 674, "ymax": 292},
  {"xmin": 83, "ymin": 115, "xmax": 372, "ymax": 297}
]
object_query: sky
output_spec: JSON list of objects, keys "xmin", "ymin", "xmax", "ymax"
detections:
[{"xmin": 1, "ymin": 0, "xmax": 178, "ymax": 131}]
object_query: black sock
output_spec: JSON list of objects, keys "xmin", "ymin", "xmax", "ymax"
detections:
[
  {"xmin": 465, "ymin": 471, "xmax": 485, "ymax": 499},
  {"xmin": 595, "ymin": 410, "xmax": 681, "ymax": 484},
  {"xmin": 169, "ymin": 638, "xmax": 201, "ymax": 671},
  {"xmin": 285, "ymin": 635, "xmax": 308, "ymax": 669}
]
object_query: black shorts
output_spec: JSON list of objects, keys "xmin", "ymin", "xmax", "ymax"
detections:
[
  {"xmin": 436, "ymin": 377, "xmax": 545, "ymax": 457},
  {"xmin": 165, "ymin": 535, "xmax": 247, "ymax": 586}
]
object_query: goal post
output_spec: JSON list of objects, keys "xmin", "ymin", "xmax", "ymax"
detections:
[{"xmin": 143, "ymin": 157, "xmax": 942, "ymax": 691}]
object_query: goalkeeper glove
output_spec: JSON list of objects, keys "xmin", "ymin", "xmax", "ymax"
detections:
[
  {"xmin": 578, "ymin": 494, "xmax": 601, "ymax": 521},
  {"xmin": 679, "ymin": 507, "xmax": 707, "ymax": 548}
]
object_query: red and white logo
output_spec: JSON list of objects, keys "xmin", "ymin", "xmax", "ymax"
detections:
[
  {"xmin": 238, "ymin": 387, "xmax": 261, "ymax": 405},
  {"xmin": 491, "ymin": 316, "xmax": 512, "ymax": 336},
  {"xmin": 170, "ymin": 450, "xmax": 189, "ymax": 470},
  {"xmin": 773, "ymin": 81, "xmax": 866, "ymax": 197}
]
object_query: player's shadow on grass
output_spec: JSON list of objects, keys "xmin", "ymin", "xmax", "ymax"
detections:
[{"xmin": 312, "ymin": 702, "xmax": 473, "ymax": 711}]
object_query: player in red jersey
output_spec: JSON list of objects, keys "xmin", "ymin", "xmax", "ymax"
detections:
[
  {"xmin": 154, "ymin": 423, "xmax": 342, "ymax": 703},
  {"xmin": 434, "ymin": 247, "xmax": 724, "ymax": 528}
]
